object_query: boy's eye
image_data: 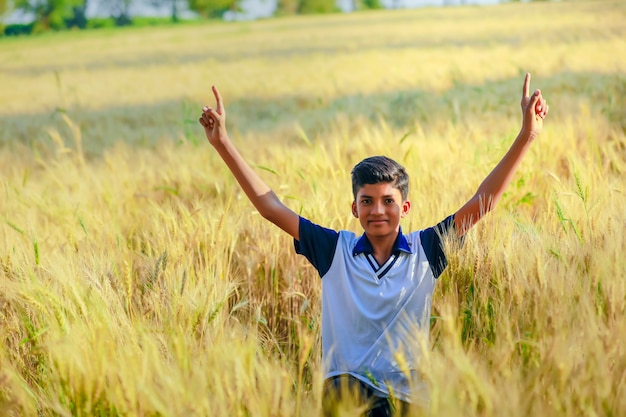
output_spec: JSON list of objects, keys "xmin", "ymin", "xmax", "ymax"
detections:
[
  {"xmin": 361, "ymin": 199, "xmax": 371, "ymax": 204},
  {"xmin": 385, "ymin": 199, "xmax": 394, "ymax": 204}
]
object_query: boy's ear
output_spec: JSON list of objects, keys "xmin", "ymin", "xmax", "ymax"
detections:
[
  {"xmin": 351, "ymin": 201, "xmax": 358, "ymax": 218},
  {"xmin": 400, "ymin": 200, "xmax": 411, "ymax": 218}
]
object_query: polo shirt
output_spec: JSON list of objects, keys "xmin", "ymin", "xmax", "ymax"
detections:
[{"xmin": 294, "ymin": 215, "xmax": 457, "ymax": 403}]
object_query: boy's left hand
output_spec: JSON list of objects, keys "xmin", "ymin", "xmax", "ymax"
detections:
[
  {"xmin": 520, "ymin": 73, "xmax": 549, "ymax": 140},
  {"xmin": 199, "ymin": 86, "xmax": 228, "ymax": 146}
]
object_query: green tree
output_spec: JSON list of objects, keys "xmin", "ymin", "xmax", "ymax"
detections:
[
  {"xmin": 148, "ymin": 0, "xmax": 181, "ymax": 22},
  {"xmin": 297, "ymin": 0, "xmax": 336, "ymax": 14},
  {"xmin": 275, "ymin": 0, "xmax": 298, "ymax": 15},
  {"xmin": 0, "ymin": 0, "xmax": 7, "ymax": 35},
  {"xmin": 15, "ymin": 0, "xmax": 85, "ymax": 31},
  {"xmin": 105, "ymin": 0, "xmax": 133, "ymax": 26},
  {"xmin": 276, "ymin": 0, "xmax": 336, "ymax": 15},
  {"xmin": 65, "ymin": 0, "xmax": 89, "ymax": 29},
  {"xmin": 188, "ymin": 0, "xmax": 237, "ymax": 18},
  {"xmin": 360, "ymin": 0, "xmax": 381, "ymax": 9}
]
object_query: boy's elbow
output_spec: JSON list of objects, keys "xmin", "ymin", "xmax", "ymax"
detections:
[
  {"xmin": 256, "ymin": 197, "xmax": 285, "ymax": 223},
  {"xmin": 254, "ymin": 204, "xmax": 273, "ymax": 221},
  {"xmin": 259, "ymin": 209, "xmax": 277, "ymax": 222}
]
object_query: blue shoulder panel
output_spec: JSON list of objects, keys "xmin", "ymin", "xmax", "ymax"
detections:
[
  {"xmin": 419, "ymin": 215, "xmax": 461, "ymax": 279},
  {"xmin": 294, "ymin": 217, "xmax": 340, "ymax": 278}
]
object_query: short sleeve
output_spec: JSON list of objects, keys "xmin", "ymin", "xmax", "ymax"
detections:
[
  {"xmin": 419, "ymin": 214, "xmax": 463, "ymax": 279},
  {"xmin": 294, "ymin": 217, "xmax": 339, "ymax": 278}
]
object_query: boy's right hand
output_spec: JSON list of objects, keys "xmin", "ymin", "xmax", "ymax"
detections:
[{"xmin": 199, "ymin": 86, "xmax": 228, "ymax": 145}]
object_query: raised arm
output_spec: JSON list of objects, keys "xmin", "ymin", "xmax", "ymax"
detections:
[
  {"xmin": 199, "ymin": 86, "xmax": 300, "ymax": 239},
  {"xmin": 454, "ymin": 73, "xmax": 549, "ymax": 236}
]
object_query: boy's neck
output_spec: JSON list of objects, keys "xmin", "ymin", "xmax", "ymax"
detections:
[{"xmin": 366, "ymin": 229, "xmax": 400, "ymax": 264}]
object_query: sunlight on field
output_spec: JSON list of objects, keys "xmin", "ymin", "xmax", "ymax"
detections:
[{"xmin": 1, "ymin": 0, "xmax": 626, "ymax": 416}]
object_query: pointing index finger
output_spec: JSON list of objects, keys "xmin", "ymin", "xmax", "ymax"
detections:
[
  {"xmin": 212, "ymin": 86, "xmax": 224, "ymax": 115},
  {"xmin": 523, "ymin": 73, "xmax": 531, "ymax": 99}
]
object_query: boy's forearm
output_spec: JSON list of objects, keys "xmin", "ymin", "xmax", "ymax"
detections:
[{"xmin": 212, "ymin": 137, "xmax": 275, "ymax": 214}]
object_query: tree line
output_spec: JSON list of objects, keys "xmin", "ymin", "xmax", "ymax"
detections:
[{"xmin": 0, "ymin": 0, "xmax": 383, "ymax": 35}]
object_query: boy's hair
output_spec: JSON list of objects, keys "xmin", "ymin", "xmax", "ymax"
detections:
[{"xmin": 351, "ymin": 156, "xmax": 409, "ymax": 201}]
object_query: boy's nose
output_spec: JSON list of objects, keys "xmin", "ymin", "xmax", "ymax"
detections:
[{"xmin": 372, "ymin": 202, "xmax": 384, "ymax": 214}]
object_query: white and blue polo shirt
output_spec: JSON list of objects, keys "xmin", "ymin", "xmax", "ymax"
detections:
[{"xmin": 294, "ymin": 215, "xmax": 457, "ymax": 402}]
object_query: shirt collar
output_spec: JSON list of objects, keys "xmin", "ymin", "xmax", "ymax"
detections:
[{"xmin": 353, "ymin": 227, "xmax": 413, "ymax": 256}]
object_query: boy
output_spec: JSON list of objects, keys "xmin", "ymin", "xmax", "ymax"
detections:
[{"xmin": 199, "ymin": 74, "xmax": 548, "ymax": 416}]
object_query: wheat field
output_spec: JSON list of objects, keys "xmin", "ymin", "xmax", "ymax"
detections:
[{"xmin": 1, "ymin": 0, "xmax": 625, "ymax": 415}]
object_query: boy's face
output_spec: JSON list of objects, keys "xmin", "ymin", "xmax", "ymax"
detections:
[{"xmin": 351, "ymin": 182, "xmax": 411, "ymax": 238}]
